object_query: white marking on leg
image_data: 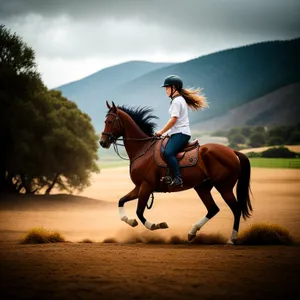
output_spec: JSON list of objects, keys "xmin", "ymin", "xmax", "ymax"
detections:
[
  {"xmin": 231, "ymin": 229, "xmax": 238, "ymax": 240},
  {"xmin": 189, "ymin": 216, "xmax": 209, "ymax": 236},
  {"xmin": 145, "ymin": 220, "xmax": 154, "ymax": 230},
  {"xmin": 119, "ymin": 207, "xmax": 128, "ymax": 222},
  {"xmin": 227, "ymin": 229, "xmax": 238, "ymax": 244}
]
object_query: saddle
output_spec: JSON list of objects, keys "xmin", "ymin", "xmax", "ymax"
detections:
[{"xmin": 154, "ymin": 136, "xmax": 199, "ymax": 168}]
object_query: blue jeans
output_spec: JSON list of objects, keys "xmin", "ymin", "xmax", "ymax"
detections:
[{"xmin": 164, "ymin": 133, "xmax": 191, "ymax": 178}]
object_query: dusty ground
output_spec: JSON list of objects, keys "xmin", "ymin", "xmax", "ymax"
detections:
[{"xmin": 0, "ymin": 167, "xmax": 300, "ymax": 299}]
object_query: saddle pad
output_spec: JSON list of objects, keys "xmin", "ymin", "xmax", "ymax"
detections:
[{"xmin": 154, "ymin": 139, "xmax": 199, "ymax": 168}]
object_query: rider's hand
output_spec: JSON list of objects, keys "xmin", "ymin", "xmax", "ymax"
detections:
[{"xmin": 154, "ymin": 131, "xmax": 163, "ymax": 137}]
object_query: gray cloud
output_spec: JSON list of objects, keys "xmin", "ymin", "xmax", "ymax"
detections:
[
  {"xmin": 1, "ymin": 0, "xmax": 300, "ymax": 35},
  {"xmin": 1, "ymin": 0, "xmax": 299, "ymax": 88}
]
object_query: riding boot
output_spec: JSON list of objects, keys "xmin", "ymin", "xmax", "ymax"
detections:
[{"xmin": 170, "ymin": 176, "xmax": 183, "ymax": 187}]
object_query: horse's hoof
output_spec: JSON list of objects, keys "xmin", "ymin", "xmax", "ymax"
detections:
[
  {"xmin": 226, "ymin": 239, "xmax": 235, "ymax": 245},
  {"xmin": 158, "ymin": 222, "xmax": 169, "ymax": 229},
  {"xmin": 188, "ymin": 234, "xmax": 196, "ymax": 242},
  {"xmin": 150, "ymin": 224, "xmax": 159, "ymax": 230},
  {"xmin": 127, "ymin": 219, "xmax": 138, "ymax": 227}
]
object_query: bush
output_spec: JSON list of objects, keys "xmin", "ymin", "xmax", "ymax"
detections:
[
  {"xmin": 237, "ymin": 223, "xmax": 294, "ymax": 245},
  {"xmin": 20, "ymin": 227, "xmax": 65, "ymax": 244},
  {"xmin": 246, "ymin": 151, "xmax": 262, "ymax": 158},
  {"xmin": 261, "ymin": 147, "xmax": 297, "ymax": 158},
  {"xmin": 80, "ymin": 238, "xmax": 93, "ymax": 243}
]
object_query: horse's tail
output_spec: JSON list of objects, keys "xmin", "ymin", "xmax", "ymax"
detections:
[{"xmin": 234, "ymin": 151, "xmax": 253, "ymax": 220}]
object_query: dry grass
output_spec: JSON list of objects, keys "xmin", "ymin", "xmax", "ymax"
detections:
[
  {"xmin": 237, "ymin": 223, "xmax": 294, "ymax": 245},
  {"xmin": 102, "ymin": 237, "xmax": 117, "ymax": 243},
  {"xmin": 102, "ymin": 232, "xmax": 226, "ymax": 245},
  {"xmin": 20, "ymin": 227, "xmax": 65, "ymax": 244},
  {"xmin": 79, "ymin": 238, "xmax": 94, "ymax": 243}
]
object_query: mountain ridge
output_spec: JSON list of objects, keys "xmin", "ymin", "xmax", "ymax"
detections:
[{"xmin": 55, "ymin": 38, "xmax": 300, "ymax": 132}]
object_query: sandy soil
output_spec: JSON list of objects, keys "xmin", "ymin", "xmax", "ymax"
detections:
[{"xmin": 0, "ymin": 167, "xmax": 300, "ymax": 299}]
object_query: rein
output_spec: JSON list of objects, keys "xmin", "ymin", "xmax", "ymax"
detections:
[
  {"xmin": 112, "ymin": 136, "xmax": 160, "ymax": 162},
  {"xmin": 102, "ymin": 112, "xmax": 162, "ymax": 163},
  {"xmin": 102, "ymin": 111, "xmax": 160, "ymax": 210}
]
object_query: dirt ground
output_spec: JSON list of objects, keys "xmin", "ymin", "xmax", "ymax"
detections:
[{"xmin": 0, "ymin": 167, "xmax": 300, "ymax": 299}]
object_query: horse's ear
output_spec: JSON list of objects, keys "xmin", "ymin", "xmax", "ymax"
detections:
[
  {"xmin": 112, "ymin": 101, "xmax": 117, "ymax": 112},
  {"xmin": 106, "ymin": 100, "xmax": 111, "ymax": 110}
]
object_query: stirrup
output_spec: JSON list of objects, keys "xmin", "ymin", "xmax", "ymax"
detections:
[{"xmin": 170, "ymin": 177, "xmax": 183, "ymax": 187}]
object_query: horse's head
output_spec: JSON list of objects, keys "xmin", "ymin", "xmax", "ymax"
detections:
[{"xmin": 100, "ymin": 101, "xmax": 124, "ymax": 149}]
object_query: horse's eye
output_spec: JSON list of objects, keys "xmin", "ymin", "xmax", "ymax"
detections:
[{"xmin": 108, "ymin": 120, "xmax": 112, "ymax": 124}]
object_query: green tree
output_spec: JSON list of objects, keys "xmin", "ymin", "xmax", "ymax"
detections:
[
  {"xmin": 249, "ymin": 132, "xmax": 266, "ymax": 148},
  {"xmin": 240, "ymin": 126, "xmax": 253, "ymax": 138},
  {"xmin": 230, "ymin": 133, "xmax": 246, "ymax": 144},
  {"xmin": 267, "ymin": 136, "xmax": 284, "ymax": 146},
  {"xmin": 41, "ymin": 90, "xmax": 99, "ymax": 194},
  {"xmin": 0, "ymin": 24, "xmax": 43, "ymax": 192},
  {"xmin": 0, "ymin": 25, "xmax": 99, "ymax": 194},
  {"xmin": 287, "ymin": 131, "xmax": 300, "ymax": 145},
  {"xmin": 254, "ymin": 126, "xmax": 266, "ymax": 134}
]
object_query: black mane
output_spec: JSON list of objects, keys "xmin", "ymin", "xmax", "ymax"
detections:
[{"xmin": 117, "ymin": 105, "xmax": 158, "ymax": 136}]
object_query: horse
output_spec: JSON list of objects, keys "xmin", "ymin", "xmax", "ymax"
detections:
[{"xmin": 100, "ymin": 101, "xmax": 252, "ymax": 244}]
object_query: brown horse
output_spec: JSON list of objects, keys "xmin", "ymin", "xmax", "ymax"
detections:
[{"xmin": 100, "ymin": 101, "xmax": 252, "ymax": 244}]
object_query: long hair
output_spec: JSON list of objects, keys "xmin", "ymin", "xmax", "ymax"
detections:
[{"xmin": 179, "ymin": 87, "xmax": 209, "ymax": 111}]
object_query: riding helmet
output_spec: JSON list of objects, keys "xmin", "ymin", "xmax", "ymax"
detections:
[{"xmin": 161, "ymin": 75, "xmax": 183, "ymax": 90}]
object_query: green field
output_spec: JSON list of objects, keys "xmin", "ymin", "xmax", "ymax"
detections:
[
  {"xmin": 249, "ymin": 158, "xmax": 300, "ymax": 169},
  {"xmin": 98, "ymin": 158, "xmax": 300, "ymax": 169}
]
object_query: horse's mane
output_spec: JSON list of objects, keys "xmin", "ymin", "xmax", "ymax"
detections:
[{"xmin": 117, "ymin": 105, "xmax": 158, "ymax": 136}]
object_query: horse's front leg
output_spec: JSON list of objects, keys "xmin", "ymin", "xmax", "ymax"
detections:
[
  {"xmin": 136, "ymin": 182, "xmax": 169, "ymax": 230},
  {"xmin": 119, "ymin": 186, "xmax": 139, "ymax": 227}
]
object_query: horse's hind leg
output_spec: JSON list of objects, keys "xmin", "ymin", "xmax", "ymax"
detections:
[
  {"xmin": 218, "ymin": 189, "xmax": 242, "ymax": 244},
  {"xmin": 188, "ymin": 181, "xmax": 220, "ymax": 241}
]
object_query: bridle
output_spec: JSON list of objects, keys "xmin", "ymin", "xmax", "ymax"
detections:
[
  {"xmin": 101, "ymin": 110, "xmax": 160, "ymax": 209},
  {"xmin": 101, "ymin": 112, "xmax": 124, "ymax": 144},
  {"xmin": 101, "ymin": 111, "xmax": 161, "ymax": 162}
]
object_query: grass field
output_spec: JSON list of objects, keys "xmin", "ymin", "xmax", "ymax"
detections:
[
  {"xmin": 98, "ymin": 158, "xmax": 300, "ymax": 169},
  {"xmin": 249, "ymin": 158, "xmax": 300, "ymax": 169}
]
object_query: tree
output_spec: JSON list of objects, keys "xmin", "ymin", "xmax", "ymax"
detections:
[
  {"xmin": 268, "ymin": 125, "xmax": 294, "ymax": 143},
  {"xmin": 254, "ymin": 126, "xmax": 266, "ymax": 134},
  {"xmin": 287, "ymin": 131, "xmax": 300, "ymax": 145},
  {"xmin": 230, "ymin": 133, "xmax": 246, "ymax": 144},
  {"xmin": 0, "ymin": 25, "xmax": 99, "ymax": 194},
  {"xmin": 267, "ymin": 136, "xmax": 284, "ymax": 146},
  {"xmin": 41, "ymin": 90, "xmax": 99, "ymax": 194},
  {"xmin": 240, "ymin": 126, "xmax": 253, "ymax": 138},
  {"xmin": 249, "ymin": 132, "xmax": 266, "ymax": 148},
  {"xmin": 0, "ymin": 24, "xmax": 43, "ymax": 192}
]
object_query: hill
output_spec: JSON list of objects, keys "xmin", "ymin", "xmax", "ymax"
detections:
[
  {"xmin": 192, "ymin": 82, "xmax": 300, "ymax": 133},
  {"xmin": 55, "ymin": 38, "xmax": 300, "ymax": 132},
  {"xmin": 56, "ymin": 61, "xmax": 173, "ymax": 129}
]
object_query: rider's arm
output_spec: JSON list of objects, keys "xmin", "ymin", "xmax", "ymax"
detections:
[{"xmin": 157, "ymin": 116, "xmax": 178, "ymax": 135}]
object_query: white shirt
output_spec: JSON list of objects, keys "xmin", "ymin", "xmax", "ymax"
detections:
[{"xmin": 168, "ymin": 96, "xmax": 191, "ymax": 136}]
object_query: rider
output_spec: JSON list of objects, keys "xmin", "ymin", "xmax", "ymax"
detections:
[{"xmin": 155, "ymin": 75, "xmax": 208, "ymax": 187}]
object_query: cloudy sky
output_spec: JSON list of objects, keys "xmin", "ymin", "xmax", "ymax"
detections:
[{"xmin": 1, "ymin": 0, "xmax": 299, "ymax": 88}]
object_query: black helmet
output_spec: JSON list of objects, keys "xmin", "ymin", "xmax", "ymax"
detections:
[{"xmin": 161, "ymin": 75, "xmax": 183, "ymax": 90}]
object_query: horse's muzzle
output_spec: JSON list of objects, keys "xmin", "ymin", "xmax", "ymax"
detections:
[{"xmin": 99, "ymin": 139, "xmax": 111, "ymax": 149}]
